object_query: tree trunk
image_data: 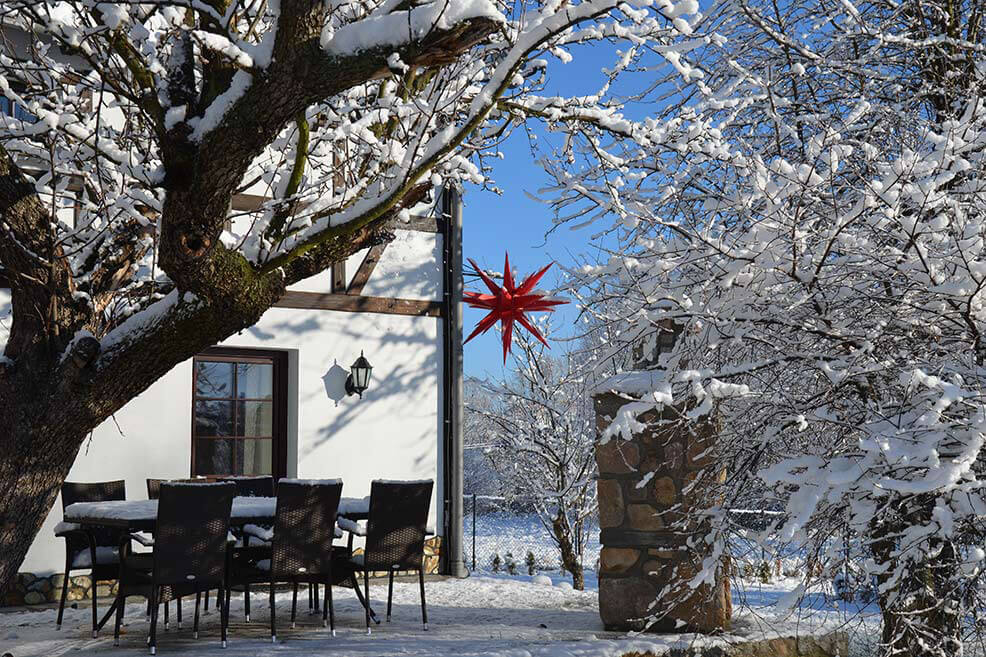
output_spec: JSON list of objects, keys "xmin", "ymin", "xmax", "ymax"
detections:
[
  {"xmin": 0, "ymin": 404, "xmax": 88, "ymax": 597},
  {"xmin": 871, "ymin": 503, "xmax": 962, "ymax": 657},
  {"xmin": 552, "ymin": 510, "xmax": 584, "ymax": 591}
]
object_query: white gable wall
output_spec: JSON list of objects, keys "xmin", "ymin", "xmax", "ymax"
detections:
[{"xmin": 16, "ymin": 230, "xmax": 446, "ymax": 575}]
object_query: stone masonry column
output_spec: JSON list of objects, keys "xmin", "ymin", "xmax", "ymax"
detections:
[{"xmin": 593, "ymin": 389, "xmax": 731, "ymax": 633}]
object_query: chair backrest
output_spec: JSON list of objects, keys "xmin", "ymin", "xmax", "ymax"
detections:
[
  {"xmin": 364, "ymin": 480, "xmax": 433, "ymax": 571},
  {"xmin": 61, "ymin": 480, "xmax": 126, "ymax": 559},
  {"xmin": 220, "ymin": 475, "xmax": 274, "ymax": 497},
  {"xmin": 271, "ymin": 479, "xmax": 343, "ymax": 579},
  {"xmin": 146, "ymin": 479, "xmax": 164, "ymax": 500},
  {"xmin": 153, "ymin": 482, "xmax": 235, "ymax": 587}
]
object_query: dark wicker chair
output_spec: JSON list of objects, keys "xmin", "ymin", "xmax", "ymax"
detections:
[
  {"xmin": 349, "ymin": 480, "xmax": 433, "ymax": 634},
  {"xmin": 145, "ymin": 478, "xmax": 164, "ymax": 500},
  {"xmin": 220, "ymin": 475, "xmax": 274, "ymax": 621},
  {"xmin": 228, "ymin": 479, "xmax": 345, "ymax": 642},
  {"xmin": 144, "ymin": 478, "xmax": 216, "ymax": 625},
  {"xmin": 55, "ymin": 480, "xmax": 127, "ymax": 636},
  {"xmin": 220, "ymin": 475, "xmax": 275, "ymax": 498},
  {"xmin": 112, "ymin": 482, "xmax": 236, "ymax": 654}
]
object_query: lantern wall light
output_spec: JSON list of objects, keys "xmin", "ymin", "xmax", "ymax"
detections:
[{"xmin": 345, "ymin": 351, "xmax": 373, "ymax": 398}]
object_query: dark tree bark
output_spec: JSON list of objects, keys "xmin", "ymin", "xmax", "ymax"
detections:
[{"xmin": 553, "ymin": 509, "xmax": 585, "ymax": 591}]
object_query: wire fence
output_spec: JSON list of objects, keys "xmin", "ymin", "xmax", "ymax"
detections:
[{"xmin": 462, "ymin": 493, "xmax": 600, "ymax": 576}]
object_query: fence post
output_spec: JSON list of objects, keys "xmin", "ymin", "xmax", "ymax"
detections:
[{"xmin": 471, "ymin": 493, "xmax": 477, "ymax": 571}]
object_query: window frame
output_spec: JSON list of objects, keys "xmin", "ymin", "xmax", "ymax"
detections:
[{"xmin": 190, "ymin": 347, "xmax": 289, "ymax": 480}]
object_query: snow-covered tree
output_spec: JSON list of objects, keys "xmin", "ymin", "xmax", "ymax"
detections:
[
  {"xmin": 525, "ymin": 0, "xmax": 986, "ymax": 653},
  {"xmin": 0, "ymin": 0, "xmax": 702, "ymax": 594},
  {"xmin": 466, "ymin": 325, "xmax": 598, "ymax": 589}
]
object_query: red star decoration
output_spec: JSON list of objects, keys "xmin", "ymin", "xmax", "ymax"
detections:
[{"xmin": 464, "ymin": 252, "xmax": 568, "ymax": 362}]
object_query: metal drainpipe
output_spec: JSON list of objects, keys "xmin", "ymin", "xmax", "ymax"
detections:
[{"xmin": 441, "ymin": 186, "xmax": 467, "ymax": 578}]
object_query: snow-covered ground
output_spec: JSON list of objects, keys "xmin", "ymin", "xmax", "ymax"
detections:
[{"xmin": 0, "ymin": 575, "xmax": 871, "ymax": 657}]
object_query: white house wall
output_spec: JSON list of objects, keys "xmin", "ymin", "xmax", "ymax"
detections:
[{"xmin": 17, "ymin": 229, "xmax": 446, "ymax": 575}]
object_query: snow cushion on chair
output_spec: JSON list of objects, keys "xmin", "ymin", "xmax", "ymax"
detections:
[
  {"xmin": 53, "ymin": 521, "xmax": 81, "ymax": 536},
  {"xmin": 130, "ymin": 532, "xmax": 155, "ymax": 547},
  {"xmin": 337, "ymin": 517, "xmax": 366, "ymax": 536},
  {"xmin": 71, "ymin": 546, "xmax": 120, "ymax": 568},
  {"xmin": 255, "ymin": 559, "xmax": 271, "ymax": 571},
  {"xmin": 242, "ymin": 523, "xmax": 274, "ymax": 542},
  {"xmin": 243, "ymin": 523, "xmax": 342, "ymax": 542},
  {"xmin": 350, "ymin": 554, "xmax": 365, "ymax": 567}
]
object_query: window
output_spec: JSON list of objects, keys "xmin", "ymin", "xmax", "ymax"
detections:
[
  {"xmin": 191, "ymin": 348, "xmax": 288, "ymax": 478},
  {"xmin": 0, "ymin": 96, "xmax": 36, "ymax": 123}
]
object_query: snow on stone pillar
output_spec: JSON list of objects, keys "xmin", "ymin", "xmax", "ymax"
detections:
[{"xmin": 593, "ymin": 388, "xmax": 731, "ymax": 633}]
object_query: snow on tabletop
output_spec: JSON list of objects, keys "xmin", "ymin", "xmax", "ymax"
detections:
[
  {"xmin": 0, "ymin": 575, "xmax": 861, "ymax": 657},
  {"xmin": 65, "ymin": 496, "xmax": 368, "ymax": 523},
  {"xmin": 277, "ymin": 478, "xmax": 343, "ymax": 486},
  {"xmin": 372, "ymin": 479, "xmax": 434, "ymax": 485}
]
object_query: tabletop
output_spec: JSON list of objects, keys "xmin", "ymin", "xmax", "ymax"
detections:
[{"xmin": 64, "ymin": 495, "xmax": 370, "ymax": 531}]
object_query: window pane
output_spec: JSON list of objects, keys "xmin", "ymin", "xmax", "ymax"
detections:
[
  {"xmin": 236, "ymin": 363, "xmax": 273, "ymax": 399},
  {"xmin": 236, "ymin": 401, "xmax": 272, "ymax": 437},
  {"xmin": 239, "ymin": 439, "xmax": 272, "ymax": 476},
  {"xmin": 196, "ymin": 361, "xmax": 234, "ymax": 398},
  {"xmin": 195, "ymin": 400, "xmax": 233, "ymax": 436},
  {"xmin": 195, "ymin": 439, "xmax": 235, "ymax": 475}
]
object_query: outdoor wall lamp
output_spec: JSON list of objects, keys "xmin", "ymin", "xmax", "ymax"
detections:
[{"xmin": 345, "ymin": 351, "xmax": 373, "ymax": 398}]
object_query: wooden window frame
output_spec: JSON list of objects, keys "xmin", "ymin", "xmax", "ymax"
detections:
[{"xmin": 191, "ymin": 347, "xmax": 289, "ymax": 480}]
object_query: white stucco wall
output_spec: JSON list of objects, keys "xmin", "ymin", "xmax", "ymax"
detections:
[{"xmin": 17, "ymin": 230, "xmax": 446, "ymax": 575}]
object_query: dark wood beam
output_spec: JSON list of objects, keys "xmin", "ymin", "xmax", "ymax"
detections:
[
  {"xmin": 274, "ymin": 291, "xmax": 443, "ymax": 317},
  {"xmin": 346, "ymin": 244, "xmax": 387, "ymax": 296}
]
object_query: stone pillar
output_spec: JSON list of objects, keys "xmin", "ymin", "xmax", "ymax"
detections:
[{"xmin": 594, "ymin": 390, "xmax": 731, "ymax": 633}]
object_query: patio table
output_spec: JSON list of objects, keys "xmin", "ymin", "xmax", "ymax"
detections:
[
  {"xmin": 63, "ymin": 495, "xmax": 370, "ymax": 531},
  {"xmin": 62, "ymin": 495, "xmax": 373, "ymax": 633}
]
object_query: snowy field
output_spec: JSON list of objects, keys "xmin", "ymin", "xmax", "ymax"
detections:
[{"xmin": 0, "ymin": 575, "xmax": 866, "ymax": 657}]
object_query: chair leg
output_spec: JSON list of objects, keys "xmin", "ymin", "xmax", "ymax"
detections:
[
  {"xmin": 148, "ymin": 587, "xmax": 159, "ymax": 655},
  {"xmin": 204, "ymin": 589, "xmax": 210, "ymax": 614},
  {"xmin": 163, "ymin": 597, "xmax": 169, "ymax": 630},
  {"xmin": 418, "ymin": 568, "xmax": 428, "ymax": 631},
  {"xmin": 291, "ymin": 582, "xmax": 298, "ymax": 629},
  {"xmin": 325, "ymin": 574, "xmax": 335, "ymax": 636},
  {"xmin": 244, "ymin": 583, "xmax": 251, "ymax": 622},
  {"xmin": 113, "ymin": 588, "xmax": 125, "ymax": 646},
  {"xmin": 351, "ymin": 573, "xmax": 380, "ymax": 624},
  {"xmin": 221, "ymin": 583, "xmax": 230, "ymax": 648},
  {"xmin": 193, "ymin": 591, "xmax": 201, "ymax": 639},
  {"xmin": 313, "ymin": 582, "xmax": 319, "ymax": 614},
  {"xmin": 176, "ymin": 595, "xmax": 182, "ymax": 629},
  {"xmin": 56, "ymin": 566, "xmax": 70, "ymax": 629},
  {"xmin": 363, "ymin": 570, "xmax": 371, "ymax": 635},
  {"xmin": 308, "ymin": 582, "xmax": 313, "ymax": 612},
  {"xmin": 91, "ymin": 574, "xmax": 99, "ymax": 638},
  {"xmin": 269, "ymin": 579, "xmax": 277, "ymax": 643},
  {"xmin": 387, "ymin": 569, "xmax": 394, "ymax": 622}
]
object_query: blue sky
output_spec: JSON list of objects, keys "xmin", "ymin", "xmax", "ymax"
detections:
[
  {"xmin": 461, "ymin": 130, "xmax": 584, "ymax": 379},
  {"xmin": 460, "ymin": 46, "xmax": 615, "ymax": 379}
]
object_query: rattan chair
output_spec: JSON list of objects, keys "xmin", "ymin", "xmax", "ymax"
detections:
[
  {"xmin": 220, "ymin": 475, "xmax": 274, "ymax": 621},
  {"xmin": 144, "ymin": 478, "xmax": 216, "ymax": 625},
  {"xmin": 228, "ymin": 479, "xmax": 345, "ymax": 642},
  {"xmin": 220, "ymin": 475, "xmax": 274, "ymax": 497},
  {"xmin": 112, "ymin": 482, "xmax": 236, "ymax": 654},
  {"xmin": 348, "ymin": 480, "xmax": 433, "ymax": 634},
  {"xmin": 55, "ymin": 480, "xmax": 127, "ymax": 636}
]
